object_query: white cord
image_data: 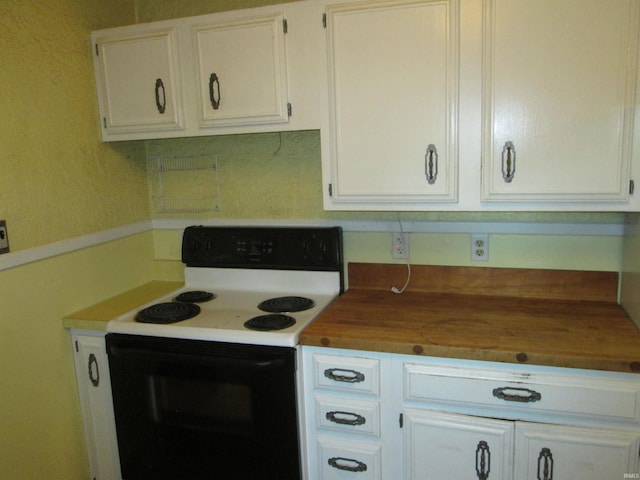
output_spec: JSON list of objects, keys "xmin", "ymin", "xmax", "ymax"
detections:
[
  {"xmin": 391, "ymin": 262, "xmax": 411, "ymax": 294},
  {"xmin": 391, "ymin": 213, "xmax": 411, "ymax": 294}
]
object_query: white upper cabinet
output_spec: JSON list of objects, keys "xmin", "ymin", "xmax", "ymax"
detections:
[
  {"xmin": 93, "ymin": 28, "xmax": 185, "ymax": 135},
  {"xmin": 321, "ymin": 0, "xmax": 459, "ymax": 208},
  {"xmin": 91, "ymin": 2, "xmax": 323, "ymax": 141},
  {"xmin": 193, "ymin": 13, "xmax": 289, "ymax": 127},
  {"xmin": 482, "ymin": 0, "xmax": 640, "ymax": 204},
  {"xmin": 320, "ymin": 0, "xmax": 640, "ymax": 211}
]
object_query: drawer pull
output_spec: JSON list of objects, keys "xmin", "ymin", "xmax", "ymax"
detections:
[
  {"xmin": 501, "ymin": 141, "xmax": 516, "ymax": 183},
  {"xmin": 154, "ymin": 78, "xmax": 166, "ymax": 114},
  {"xmin": 209, "ymin": 73, "xmax": 221, "ymax": 110},
  {"xmin": 492, "ymin": 386, "xmax": 541, "ymax": 403},
  {"xmin": 328, "ymin": 456, "xmax": 368, "ymax": 473},
  {"xmin": 324, "ymin": 368, "xmax": 365, "ymax": 383},
  {"xmin": 475, "ymin": 440, "xmax": 491, "ymax": 480},
  {"xmin": 425, "ymin": 144, "xmax": 439, "ymax": 184},
  {"xmin": 87, "ymin": 353, "xmax": 100, "ymax": 387},
  {"xmin": 326, "ymin": 410, "xmax": 366, "ymax": 426},
  {"xmin": 537, "ymin": 447, "xmax": 554, "ymax": 480}
]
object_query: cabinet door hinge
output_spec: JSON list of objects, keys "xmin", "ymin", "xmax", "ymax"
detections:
[
  {"xmin": 94, "ymin": 43, "xmax": 99, "ymax": 56},
  {"xmin": 74, "ymin": 340, "xmax": 79, "ymax": 352},
  {"xmin": 322, "ymin": 13, "xmax": 327, "ymax": 28},
  {"xmin": 287, "ymin": 103, "xmax": 292, "ymax": 117},
  {"xmin": 399, "ymin": 413, "xmax": 404, "ymax": 428},
  {"xmin": 283, "ymin": 18, "xmax": 288, "ymax": 34},
  {"xmin": 102, "ymin": 117, "xmax": 107, "ymax": 129},
  {"xmin": 630, "ymin": 180, "xmax": 635, "ymax": 195},
  {"xmin": 328, "ymin": 183, "xmax": 333, "ymax": 197}
]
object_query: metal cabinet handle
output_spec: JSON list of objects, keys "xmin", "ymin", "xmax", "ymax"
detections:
[
  {"xmin": 425, "ymin": 144, "xmax": 439, "ymax": 184},
  {"xmin": 87, "ymin": 353, "xmax": 100, "ymax": 387},
  {"xmin": 326, "ymin": 411, "xmax": 366, "ymax": 426},
  {"xmin": 209, "ymin": 73, "xmax": 221, "ymax": 110},
  {"xmin": 154, "ymin": 78, "xmax": 166, "ymax": 114},
  {"xmin": 537, "ymin": 448, "xmax": 554, "ymax": 480},
  {"xmin": 328, "ymin": 457, "xmax": 368, "ymax": 472},
  {"xmin": 324, "ymin": 368, "xmax": 365, "ymax": 383},
  {"xmin": 492, "ymin": 386, "xmax": 541, "ymax": 403},
  {"xmin": 501, "ymin": 141, "xmax": 516, "ymax": 182},
  {"xmin": 476, "ymin": 440, "xmax": 491, "ymax": 480}
]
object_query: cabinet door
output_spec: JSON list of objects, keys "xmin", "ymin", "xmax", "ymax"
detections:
[
  {"xmin": 323, "ymin": 0, "xmax": 459, "ymax": 208},
  {"xmin": 71, "ymin": 332, "xmax": 121, "ymax": 480},
  {"xmin": 93, "ymin": 28, "xmax": 184, "ymax": 135},
  {"xmin": 403, "ymin": 409, "xmax": 513, "ymax": 480},
  {"xmin": 482, "ymin": 0, "xmax": 639, "ymax": 203},
  {"xmin": 193, "ymin": 13, "xmax": 289, "ymax": 127},
  {"xmin": 515, "ymin": 422, "xmax": 640, "ymax": 479}
]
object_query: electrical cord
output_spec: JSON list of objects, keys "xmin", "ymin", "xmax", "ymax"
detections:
[{"xmin": 391, "ymin": 213, "xmax": 411, "ymax": 294}]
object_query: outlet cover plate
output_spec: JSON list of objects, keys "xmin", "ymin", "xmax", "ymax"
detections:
[
  {"xmin": 471, "ymin": 233, "xmax": 488, "ymax": 261},
  {"xmin": 393, "ymin": 232, "xmax": 409, "ymax": 259}
]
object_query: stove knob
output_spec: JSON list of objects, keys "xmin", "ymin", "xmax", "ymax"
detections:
[{"xmin": 190, "ymin": 240, "xmax": 202, "ymax": 253}]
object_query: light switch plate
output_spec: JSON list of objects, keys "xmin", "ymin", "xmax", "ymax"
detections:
[{"xmin": 0, "ymin": 220, "xmax": 10, "ymax": 254}]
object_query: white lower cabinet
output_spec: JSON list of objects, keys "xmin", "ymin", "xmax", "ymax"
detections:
[
  {"xmin": 514, "ymin": 423, "xmax": 640, "ymax": 480},
  {"xmin": 70, "ymin": 330, "xmax": 121, "ymax": 480},
  {"xmin": 404, "ymin": 409, "xmax": 514, "ymax": 479},
  {"xmin": 401, "ymin": 357, "xmax": 640, "ymax": 480},
  {"xmin": 300, "ymin": 347, "xmax": 640, "ymax": 480},
  {"xmin": 404, "ymin": 409, "xmax": 640, "ymax": 480},
  {"xmin": 301, "ymin": 347, "xmax": 399, "ymax": 480}
]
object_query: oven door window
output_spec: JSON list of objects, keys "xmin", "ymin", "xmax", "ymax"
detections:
[
  {"xmin": 149, "ymin": 375, "xmax": 254, "ymax": 433},
  {"xmin": 107, "ymin": 334, "xmax": 300, "ymax": 480}
]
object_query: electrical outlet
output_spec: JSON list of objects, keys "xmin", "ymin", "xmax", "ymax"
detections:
[
  {"xmin": 471, "ymin": 234, "xmax": 488, "ymax": 262},
  {"xmin": 392, "ymin": 232, "xmax": 409, "ymax": 259},
  {"xmin": 0, "ymin": 220, "xmax": 9, "ymax": 254}
]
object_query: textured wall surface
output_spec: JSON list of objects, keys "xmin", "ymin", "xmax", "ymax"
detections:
[
  {"xmin": 0, "ymin": 2, "xmax": 145, "ymax": 479},
  {"xmin": 135, "ymin": 0, "xmax": 299, "ymax": 21},
  {"xmin": 0, "ymin": 0, "xmax": 147, "ymax": 252}
]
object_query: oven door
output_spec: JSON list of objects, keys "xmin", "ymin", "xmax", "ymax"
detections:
[{"xmin": 106, "ymin": 334, "xmax": 300, "ymax": 480}]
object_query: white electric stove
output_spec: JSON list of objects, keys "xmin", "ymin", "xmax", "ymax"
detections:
[{"xmin": 106, "ymin": 226, "xmax": 344, "ymax": 347}]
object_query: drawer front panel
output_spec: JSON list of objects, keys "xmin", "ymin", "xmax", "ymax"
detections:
[
  {"xmin": 315, "ymin": 394, "xmax": 381, "ymax": 437},
  {"xmin": 317, "ymin": 436, "xmax": 382, "ymax": 480},
  {"xmin": 313, "ymin": 353, "xmax": 380, "ymax": 396},
  {"xmin": 404, "ymin": 363, "xmax": 640, "ymax": 424}
]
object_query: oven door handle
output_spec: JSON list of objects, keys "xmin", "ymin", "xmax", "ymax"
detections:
[{"xmin": 108, "ymin": 346, "xmax": 286, "ymax": 370}]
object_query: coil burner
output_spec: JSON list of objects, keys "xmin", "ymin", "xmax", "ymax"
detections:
[
  {"xmin": 244, "ymin": 314, "xmax": 296, "ymax": 331},
  {"xmin": 135, "ymin": 302, "xmax": 201, "ymax": 324},
  {"xmin": 174, "ymin": 290, "xmax": 216, "ymax": 303},
  {"xmin": 258, "ymin": 296, "xmax": 315, "ymax": 313}
]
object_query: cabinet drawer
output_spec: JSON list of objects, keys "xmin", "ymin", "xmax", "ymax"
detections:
[
  {"xmin": 313, "ymin": 353, "xmax": 380, "ymax": 396},
  {"xmin": 404, "ymin": 363, "xmax": 640, "ymax": 424},
  {"xmin": 317, "ymin": 435, "xmax": 381, "ymax": 480},
  {"xmin": 315, "ymin": 394, "xmax": 381, "ymax": 437}
]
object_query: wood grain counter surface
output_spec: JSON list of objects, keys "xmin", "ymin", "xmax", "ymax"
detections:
[
  {"xmin": 299, "ymin": 264, "xmax": 640, "ymax": 374},
  {"xmin": 63, "ymin": 281, "xmax": 184, "ymax": 331}
]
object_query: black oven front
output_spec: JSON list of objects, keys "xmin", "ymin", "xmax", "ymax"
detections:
[{"xmin": 106, "ymin": 333, "xmax": 301, "ymax": 480}]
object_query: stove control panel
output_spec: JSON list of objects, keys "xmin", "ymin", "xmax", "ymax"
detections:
[{"xmin": 182, "ymin": 226, "xmax": 343, "ymax": 272}]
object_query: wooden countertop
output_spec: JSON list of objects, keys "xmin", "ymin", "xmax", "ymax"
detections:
[
  {"xmin": 63, "ymin": 281, "xmax": 184, "ymax": 331},
  {"xmin": 299, "ymin": 264, "xmax": 640, "ymax": 374}
]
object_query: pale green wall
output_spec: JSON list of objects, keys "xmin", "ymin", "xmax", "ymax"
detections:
[
  {"xmin": 622, "ymin": 213, "xmax": 640, "ymax": 326},
  {"xmin": 0, "ymin": 0, "xmax": 148, "ymax": 252},
  {"xmin": 0, "ymin": 232, "xmax": 155, "ymax": 479},
  {"xmin": 0, "ymin": 1, "xmax": 151, "ymax": 479}
]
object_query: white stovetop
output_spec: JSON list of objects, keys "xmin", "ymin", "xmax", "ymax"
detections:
[{"xmin": 107, "ymin": 267, "xmax": 341, "ymax": 347}]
